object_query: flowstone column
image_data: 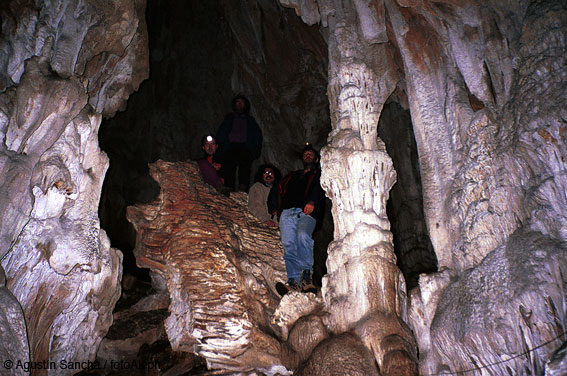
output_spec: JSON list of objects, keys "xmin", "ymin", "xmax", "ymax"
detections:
[
  {"xmin": 319, "ymin": 10, "xmax": 417, "ymax": 376},
  {"xmin": 320, "ymin": 88, "xmax": 417, "ymax": 376}
]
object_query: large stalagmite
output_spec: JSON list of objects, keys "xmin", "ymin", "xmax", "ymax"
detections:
[{"xmin": 319, "ymin": 2, "xmax": 418, "ymax": 374}]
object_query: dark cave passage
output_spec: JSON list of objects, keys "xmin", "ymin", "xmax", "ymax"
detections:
[
  {"xmin": 98, "ymin": 0, "xmax": 332, "ymax": 279},
  {"xmin": 98, "ymin": 0, "xmax": 234, "ymax": 278},
  {"xmin": 379, "ymin": 101, "xmax": 438, "ymax": 290}
]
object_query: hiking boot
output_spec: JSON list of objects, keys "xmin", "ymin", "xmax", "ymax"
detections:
[
  {"xmin": 276, "ymin": 279, "xmax": 301, "ymax": 296},
  {"xmin": 301, "ymin": 270, "xmax": 317, "ymax": 294}
]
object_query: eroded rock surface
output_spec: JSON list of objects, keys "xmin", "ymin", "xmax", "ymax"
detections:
[
  {"xmin": 282, "ymin": 0, "xmax": 567, "ymax": 374},
  {"xmin": 0, "ymin": 0, "xmax": 148, "ymax": 372},
  {"xmin": 127, "ymin": 160, "xmax": 289, "ymax": 372},
  {"xmin": 421, "ymin": 230, "xmax": 567, "ymax": 375},
  {"xmin": 0, "ymin": 266, "xmax": 28, "ymax": 374},
  {"xmin": 1, "ymin": 0, "xmax": 566, "ymax": 375},
  {"xmin": 295, "ymin": 332, "xmax": 380, "ymax": 376}
]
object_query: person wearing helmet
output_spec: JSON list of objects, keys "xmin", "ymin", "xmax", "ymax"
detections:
[
  {"xmin": 216, "ymin": 94, "xmax": 263, "ymax": 192},
  {"xmin": 269, "ymin": 143, "xmax": 326, "ymax": 295},
  {"xmin": 197, "ymin": 134, "xmax": 229, "ymax": 196}
]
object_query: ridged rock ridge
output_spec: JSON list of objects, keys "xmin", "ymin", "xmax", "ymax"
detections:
[{"xmin": 127, "ymin": 160, "xmax": 290, "ymax": 373}]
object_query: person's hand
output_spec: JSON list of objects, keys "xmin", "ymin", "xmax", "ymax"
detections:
[
  {"xmin": 304, "ymin": 201, "xmax": 315, "ymax": 215},
  {"xmin": 212, "ymin": 162, "xmax": 222, "ymax": 171},
  {"xmin": 265, "ymin": 220, "xmax": 276, "ymax": 227}
]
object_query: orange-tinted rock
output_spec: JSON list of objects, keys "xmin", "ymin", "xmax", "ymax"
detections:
[{"xmin": 127, "ymin": 160, "xmax": 287, "ymax": 372}]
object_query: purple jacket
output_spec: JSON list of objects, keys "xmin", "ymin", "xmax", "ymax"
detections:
[{"xmin": 197, "ymin": 158, "xmax": 222, "ymax": 188}]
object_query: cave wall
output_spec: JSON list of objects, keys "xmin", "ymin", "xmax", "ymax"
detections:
[
  {"xmin": 0, "ymin": 0, "xmax": 148, "ymax": 371},
  {"xmin": 283, "ymin": 0, "xmax": 567, "ymax": 374},
  {"xmin": 379, "ymin": 101, "xmax": 436, "ymax": 290},
  {"xmin": 99, "ymin": 0, "xmax": 330, "ymax": 260}
]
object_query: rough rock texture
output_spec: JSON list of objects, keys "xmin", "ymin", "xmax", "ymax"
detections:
[
  {"xmin": 272, "ymin": 291, "xmax": 324, "ymax": 342},
  {"xmin": 378, "ymin": 102, "xmax": 437, "ymax": 289},
  {"xmin": 282, "ymin": 0, "xmax": 567, "ymax": 374},
  {"xmin": 295, "ymin": 332, "xmax": 380, "ymax": 376},
  {"xmin": 287, "ymin": 315, "xmax": 329, "ymax": 363},
  {"xmin": 2, "ymin": 0, "xmax": 567, "ymax": 374},
  {"xmin": 99, "ymin": 0, "xmax": 330, "ymax": 262},
  {"xmin": 93, "ymin": 285, "xmax": 205, "ymax": 376},
  {"xmin": 310, "ymin": 0, "xmax": 418, "ymax": 374},
  {"xmin": 0, "ymin": 0, "xmax": 148, "ymax": 371},
  {"xmin": 0, "ymin": 266, "xmax": 29, "ymax": 374},
  {"xmin": 127, "ymin": 160, "xmax": 289, "ymax": 372},
  {"xmin": 423, "ymin": 230, "xmax": 567, "ymax": 375},
  {"xmin": 98, "ymin": 285, "xmax": 170, "ymax": 364},
  {"xmin": 546, "ymin": 341, "xmax": 567, "ymax": 376}
]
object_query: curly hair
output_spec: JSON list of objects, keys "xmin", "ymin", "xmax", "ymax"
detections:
[{"xmin": 254, "ymin": 163, "xmax": 282, "ymax": 185}]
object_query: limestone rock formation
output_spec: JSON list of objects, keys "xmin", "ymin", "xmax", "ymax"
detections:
[
  {"xmin": 1, "ymin": 0, "xmax": 566, "ymax": 375},
  {"xmin": 419, "ymin": 230, "xmax": 567, "ymax": 374},
  {"xmin": 301, "ymin": 0, "xmax": 419, "ymax": 374},
  {"xmin": 0, "ymin": 266, "xmax": 29, "ymax": 375},
  {"xmin": 0, "ymin": 0, "xmax": 148, "ymax": 372},
  {"xmin": 127, "ymin": 160, "xmax": 289, "ymax": 373},
  {"xmin": 124, "ymin": 158, "xmax": 418, "ymax": 374},
  {"xmin": 295, "ymin": 332, "xmax": 380, "ymax": 376},
  {"xmin": 282, "ymin": 0, "xmax": 567, "ymax": 374}
]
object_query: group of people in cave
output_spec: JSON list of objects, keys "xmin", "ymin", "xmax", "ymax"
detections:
[{"xmin": 197, "ymin": 94, "xmax": 325, "ymax": 295}]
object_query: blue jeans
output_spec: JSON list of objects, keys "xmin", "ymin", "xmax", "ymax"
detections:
[{"xmin": 279, "ymin": 208, "xmax": 316, "ymax": 282}]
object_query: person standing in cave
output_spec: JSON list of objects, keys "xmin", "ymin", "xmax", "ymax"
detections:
[
  {"xmin": 248, "ymin": 163, "xmax": 281, "ymax": 226},
  {"xmin": 197, "ymin": 134, "xmax": 230, "ymax": 196},
  {"xmin": 269, "ymin": 143, "xmax": 326, "ymax": 295},
  {"xmin": 216, "ymin": 94, "xmax": 263, "ymax": 193}
]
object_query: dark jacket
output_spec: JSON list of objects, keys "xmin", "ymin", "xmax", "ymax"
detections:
[
  {"xmin": 197, "ymin": 158, "xmax": 222, "ymax": 188},
  {"xmin": 268, "ymin": 168, "xmax": 326, "ymax": 227},
  {"xmin": 216, "ymin": 113, "xmax": 263, "ymax": 160}
]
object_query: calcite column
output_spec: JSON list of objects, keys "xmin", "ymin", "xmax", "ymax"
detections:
[{"xmin": 318, "ymin": 4, "xmax": 417, "ymax": 375}]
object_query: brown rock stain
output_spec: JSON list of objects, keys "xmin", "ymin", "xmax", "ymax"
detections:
[
  {"xmin": 400, "ymin": 8, "xmax": 443, "ymax": 73},
  {"xmin": 538, "ymin": 129, "xmax": 557, "ymax": 144}
]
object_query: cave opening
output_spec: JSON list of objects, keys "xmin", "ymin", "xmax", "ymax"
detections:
[
  {"xmin": 98, "ymin": 0, "xmax": 333, "ymax": 287},
  {"xmin": 378, "ymin": 100, "xmax": 438, "ymax": 290}
]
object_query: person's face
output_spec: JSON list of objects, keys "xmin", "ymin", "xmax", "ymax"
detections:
[
  {"xmin": 302, "ymin": 150, "xmax": 317, "ymax": 164},
  {"xmin": 234, "ymin": 98, "xmax": 246, "ymax": 113},
  {"xmin": 202, "ymin": 140, "xmax": 218, "ymax": 156},
  {"xmin": 262, "ymin": 168, "xmax": 275, "ymax": 185}
]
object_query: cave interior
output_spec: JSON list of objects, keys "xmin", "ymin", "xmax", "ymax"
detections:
[{"xmin": 1, "ymin": 0, "xmax": 566, "ymax": 375}]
